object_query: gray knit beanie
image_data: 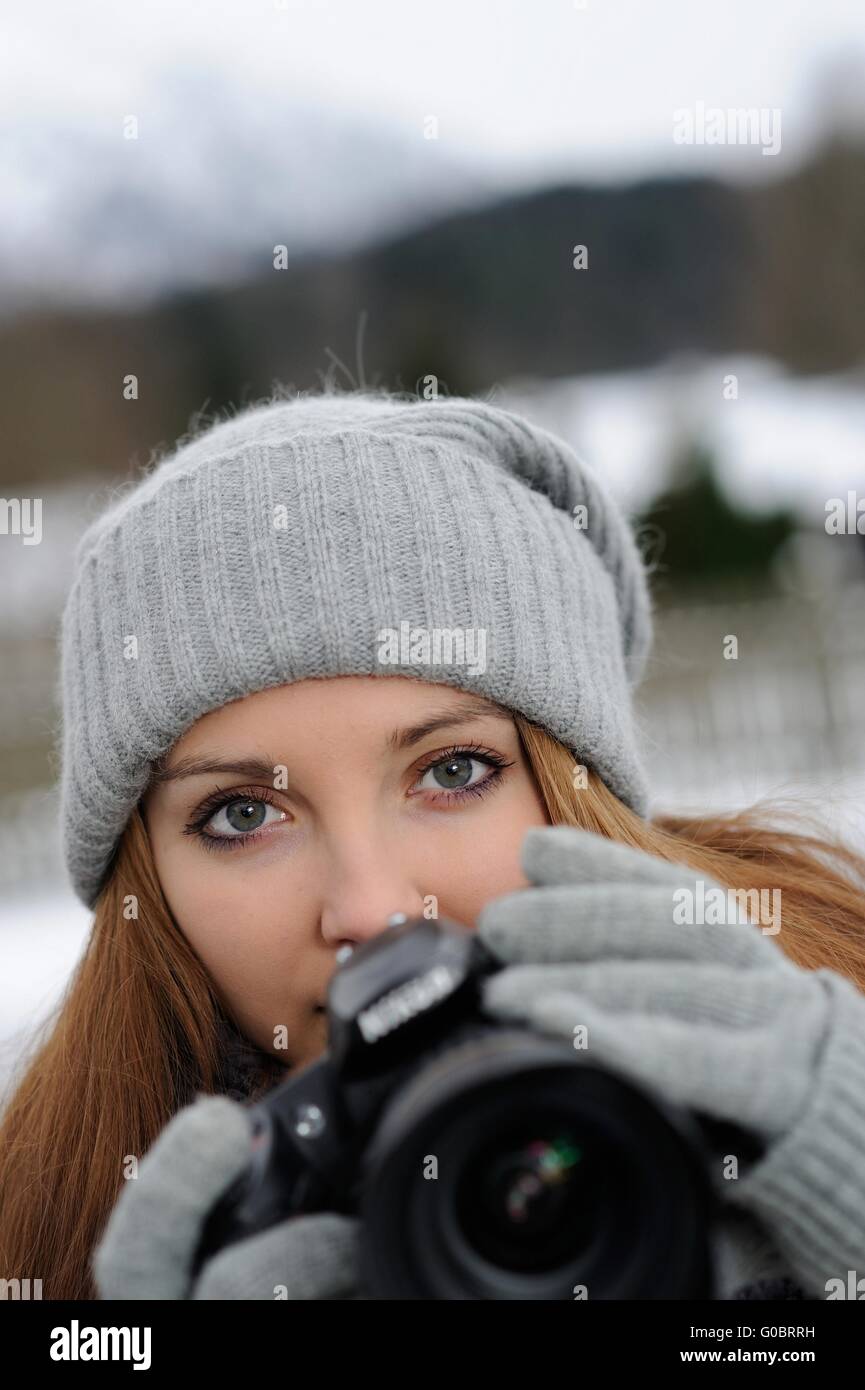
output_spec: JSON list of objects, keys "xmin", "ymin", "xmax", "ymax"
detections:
[{"xmin": 56, "ymin": 389, "xmax": 654, "ymax": 909}]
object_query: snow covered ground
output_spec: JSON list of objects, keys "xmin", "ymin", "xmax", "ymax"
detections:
[{"xmin": 501, "ymin": 354, "xmax": 865, "ymax": 518}]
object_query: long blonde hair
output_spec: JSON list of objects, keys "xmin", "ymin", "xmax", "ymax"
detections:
[{"xmin": 2, "ymin": 713, "xmax": 865, "ymax": 1298}]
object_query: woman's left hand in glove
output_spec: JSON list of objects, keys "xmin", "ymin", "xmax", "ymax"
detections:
[
  {"xmin": 92, "ymin": 1095, "xmax": 361, "ymax": 1300},
  {"xmin": 476, "ymin": 825, "xmax": 865, "ymax": 1299}
]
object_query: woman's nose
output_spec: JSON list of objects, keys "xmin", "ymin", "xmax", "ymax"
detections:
[
  {"xmin": 333, "ymin": 912, "xmax": 409, "ymax": 967},
  {"xmin": 318, "ymin": 856, "xmax": 427, "ymax": 949}
]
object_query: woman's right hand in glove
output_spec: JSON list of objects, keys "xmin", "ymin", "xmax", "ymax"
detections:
[{"xmin": 92, "ymin": 1095, "xmax": 361, "ymax": 1300}]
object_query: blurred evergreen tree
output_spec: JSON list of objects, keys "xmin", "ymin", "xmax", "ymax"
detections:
[{"xmin": 636, "ymin": 441, "xmax": 797, "ymax": 595}]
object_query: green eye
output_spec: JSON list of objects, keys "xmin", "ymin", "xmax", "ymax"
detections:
[
  {"xmin": 224, "ymin": 800, "xmax": 268, "ymax": 833},
  {"xmin": 429, "ymin": 756, "xmax": 475, "ymax": 790},
  {"xmin": 203, "ymin": 796, "xmax": 284, "ymax": 841},
  {"xmin": 415, "ymin": 750, "xmax": 508, "ymax": 800}
]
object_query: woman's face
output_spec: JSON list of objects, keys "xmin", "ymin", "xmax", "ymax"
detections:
[{"xmin": 141, "ymin": 676, "xmax": 549, "ymax": 1073}]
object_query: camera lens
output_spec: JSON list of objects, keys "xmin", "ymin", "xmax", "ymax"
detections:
[
  {"xmin": 456, "ymin": 1120, "xmax": 605, "ymax": 1272},
  {"xmin": 359, "ymin": 1026, "xmax": 714, "ymax": 1299}
]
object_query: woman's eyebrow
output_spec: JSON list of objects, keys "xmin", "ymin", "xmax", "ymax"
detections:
[
  {"xmin": 386, "ymin": 697, "xmax": 513, "ymax": 752},
  {"xmin": 151, "ymin": 699, "xmax": 513, "ymax": 783},
  {"xmin": 150, "ymin": 756, "xmax": 279, "ymax": 786}
]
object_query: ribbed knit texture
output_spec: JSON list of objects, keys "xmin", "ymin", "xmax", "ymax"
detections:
[
  {"xmin": 733, "ymin": 970, "xmax": 865, "ymax": 1297},
  {"xmin": 57, "ymin": 389, "xmax": 654, "ymax": 908}
]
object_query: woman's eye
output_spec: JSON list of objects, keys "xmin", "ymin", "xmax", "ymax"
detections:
[
  {"xmin": 417, "ymin": 755, "xmax": 488, "ymax": 793},
  {"xmin": 205, "ymin": 798, "xmax": 285, "ymax": 838}
]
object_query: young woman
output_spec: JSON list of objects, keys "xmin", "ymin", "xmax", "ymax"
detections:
[{"xmin": 2, "ymin": 388, "xmax": 865, "ymax": 1301}]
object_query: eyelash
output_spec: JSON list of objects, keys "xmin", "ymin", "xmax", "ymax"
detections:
[
  {"xmin": 412, "ymin": 743, "xmax": 513, "ymax": 806},
  {"xmin": 184, "ymin": 785, "xmax": 284, "ymax": 854},
  {"xmin": 183, "ymin": 744, "xmax": 514, "ymax": 854}
]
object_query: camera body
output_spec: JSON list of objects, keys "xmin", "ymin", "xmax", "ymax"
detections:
[{"xmin": 194, "ymin": 914, "xmax": 728, "ymax": 1298}]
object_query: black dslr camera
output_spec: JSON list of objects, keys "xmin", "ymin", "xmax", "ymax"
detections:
[{"xmin": 193, "ymin": 914, "xmax": 741, "ymax": 1298}]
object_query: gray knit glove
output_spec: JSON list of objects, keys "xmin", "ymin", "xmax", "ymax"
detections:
[
  {"xmin": 476, "ymin": 825, "xmax": 865, "ymax": 1300},
  {"xmin": 93, "ymin": 1095, "xmax": 361, "ymax": 1300}
]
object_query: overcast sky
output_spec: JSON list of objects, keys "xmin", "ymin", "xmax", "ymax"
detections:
[{"xmin": 4, "ymin": 0, "xmax": 865, "ymax": 188}]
